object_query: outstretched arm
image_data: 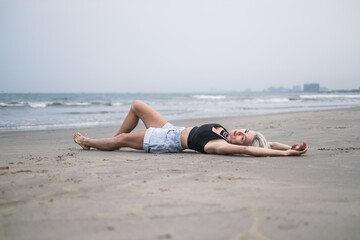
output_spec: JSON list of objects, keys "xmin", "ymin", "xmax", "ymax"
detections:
[
  {"xmin": 205, "ymin": 141, "xmax": 308, "ymax": 157},
  {"xmin": 270, "ymin": 141, "xmax": 308, "ymax": 151},
  {"xmin": 269, "ymin": 142, "xmax": 292, "ymax": 150}
]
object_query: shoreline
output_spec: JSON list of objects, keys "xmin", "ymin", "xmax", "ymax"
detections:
[
  {"xmin": 1, "ymin": 107, "xmax": 360, "ymax": 239},
  {"xmin": 1, "ymin": 105, "xmax": 359, "ymax": 134}
]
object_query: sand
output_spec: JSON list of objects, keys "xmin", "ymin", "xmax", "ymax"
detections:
[{"xmin": 1, "ymin": 108, "xmax": 360, "ymax": 240}]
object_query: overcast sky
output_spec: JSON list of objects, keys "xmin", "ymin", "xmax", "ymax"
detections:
[{"xmin": 1, "ymin": 0, "xmax": 359, "ymax": 93}]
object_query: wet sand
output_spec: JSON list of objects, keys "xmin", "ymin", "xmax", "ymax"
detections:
[{"xmin": 1, "ymin": 108, "xmax": 360, "ymax": 240}]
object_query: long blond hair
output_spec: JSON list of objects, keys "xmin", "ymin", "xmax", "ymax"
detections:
[{"xmin": 251, "ymin": 131, "xmax": 269, "ymax": 148}]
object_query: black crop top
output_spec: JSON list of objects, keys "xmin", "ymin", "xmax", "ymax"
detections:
[{"xmin": 187, "ymin": 123, "xmax": 229, "ymax": 153}]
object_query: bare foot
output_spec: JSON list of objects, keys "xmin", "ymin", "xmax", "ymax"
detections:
[{"xmin": 73, "ymin": 132, "xmax": 90, "ymax": 150}]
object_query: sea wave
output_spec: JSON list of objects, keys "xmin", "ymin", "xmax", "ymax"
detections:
[
  {"xmin": 0, "ymin": 101, "xmax": 49, "ymax": 108},
  {"xmin": 65, "ymin": 110, "xmax": 119, "ymax": 115},
  {"xmin": 243, "ymin": 98, "xmax": 290, "ymax": 103},
  {"xmin": 300, "ymin": 94, "xmax": 360, "ymax": 99},
  {"xmin": 192, "ymin": 95, "xmax": 227, "ymax": 100},
  {"xmin": 0, "ymin": 120, "xmax": 119, "ymax": 131},
  {"xmin": 63, "ymin": 102, "xmax": 92, "ymax": 106},
  {"xmin": 0, "ymin": 101, "xmax": 123, "ymax": 108}
]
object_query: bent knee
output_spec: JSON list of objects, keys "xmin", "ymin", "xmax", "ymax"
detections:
[
  {"xmin": 133, "ymin": 100, "xmax": 146, "ymax": 106},
  {"xmin": 132, "ymin": 100, "xmax": 147, "ymax": 111}
]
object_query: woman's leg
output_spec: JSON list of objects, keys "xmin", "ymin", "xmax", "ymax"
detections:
[
  {"xmin": 74, "ymin": 130, "xmax": 146, "ymax": 151},
  {"xmin": 114, "ymin": 100, "xmax": 167, "ymax": 136}
]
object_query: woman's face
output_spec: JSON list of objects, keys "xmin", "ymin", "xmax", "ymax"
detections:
[{"xmin": 228, "ymin": 129, "xmax": 256, "ymax": 146}]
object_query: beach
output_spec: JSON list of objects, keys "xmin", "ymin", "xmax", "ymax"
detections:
[{"xmin": 1, "ymin": 107, "xmax": 360, "ymax": 240}]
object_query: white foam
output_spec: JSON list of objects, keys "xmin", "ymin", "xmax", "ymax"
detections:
[
  {"xmin": 1, "ymin": 101, "xmax": 28, "ymax": 107},
  {"xmin": 300, "ymin": 94, "xmax": 360, "ymax": 99},
  {"xmin": 112, "ymin": 102, "xmax": 123, "ymax": 106},
  {"xmin": 0, "ymin": 120, "xmax": 117, "ymax": 131},
  {"xmin": 64, "ymin": 102, "xmax": 92, "ymax": 106},
  {"xmin": 192, "ymin": 95, "xmax": 226, "ymax": 100},
  {"xmin": 28, "ymin": 102, "xmax": 48, "ymax": 108},
  {"xmin": 244, "ymin": 98, "xmax": 290, "ymax": 103}
]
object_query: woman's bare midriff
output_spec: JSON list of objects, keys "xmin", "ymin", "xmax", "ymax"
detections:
[{"xmin": 181, "ymin": 127, "xmax": 193, "ymax": 149}]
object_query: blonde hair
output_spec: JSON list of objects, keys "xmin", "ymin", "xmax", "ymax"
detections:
[{"xmin": 251, "ymin": 131, "xmax": 269, "ymax": 148}]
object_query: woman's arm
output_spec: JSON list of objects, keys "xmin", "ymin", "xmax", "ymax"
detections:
[
  {"xmin": 269, "ymin": 142, "xmax": 291, "ymax": 150},
  {"xmin": 205, "ymin": 141, "xmax": 308, "ymax": 157},
  {"xmin": 270, "ymin": 141, "xmax": 308, "ymax": 151}
]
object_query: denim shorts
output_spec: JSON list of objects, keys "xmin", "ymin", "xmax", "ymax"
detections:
[{"xmin": 143, "ymin": 122, "xmax": 185, "ymax": 153}]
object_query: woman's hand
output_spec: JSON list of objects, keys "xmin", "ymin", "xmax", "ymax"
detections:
[
  {"xmin": 291, "ymin": 141, "xmax": 307, "ymax": 151},
  {"xmin": 287, "ymin": 141, "xmax": 308, "ymax": 155}
]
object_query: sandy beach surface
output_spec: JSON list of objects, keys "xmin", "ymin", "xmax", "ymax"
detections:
[{"xmin": 1, "ymin": 108, "xmax": 360, "ymax": 240}]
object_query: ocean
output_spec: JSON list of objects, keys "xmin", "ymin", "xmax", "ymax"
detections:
[{"xmin": 1, "ymin": 92, "xmax": 360, "ymax": 132}]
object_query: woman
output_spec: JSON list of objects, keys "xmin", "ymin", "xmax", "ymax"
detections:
[{"xmin": 73, "ymin": 100, "xmax": 308, "ymax": 156}]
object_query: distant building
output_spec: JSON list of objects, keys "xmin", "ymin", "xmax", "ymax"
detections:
[
  {"xmin": 292, "ymin": 85, "xmax": 302, "ymax": 92},
  {"xmin": 303, "ymin": 83, "xmax": 320, "ymax": 92},
  {"xmin": 320, "ymin": 86, "xmax": 329, "ymax": 92},
  {"xmin": 264, "ymin": 86, "xmax": 290, "ymax": 93}
]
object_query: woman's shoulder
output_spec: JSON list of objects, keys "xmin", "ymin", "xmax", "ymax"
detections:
[{"xmin": 203, "ymin": 139, "xmax": 232, "ymax": 154}]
